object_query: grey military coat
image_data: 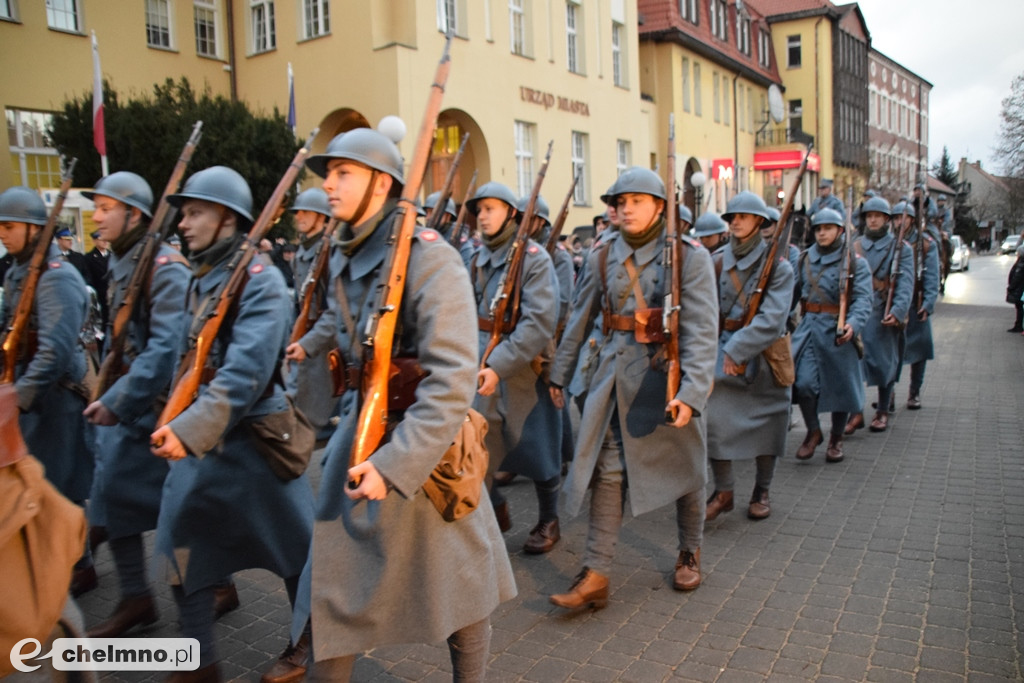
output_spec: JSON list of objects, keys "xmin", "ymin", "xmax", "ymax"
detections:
[
  {"xmin": 550, "ymin": 228, "xmax": 719, "ymax": 517},
  {"xmin": 155, "ymin": 247, "xmax": 314, "ymax": 594},
  {"xmin": 903, "ymin": 231, "xmax": 940, "ymax": 365},
  {"xmin": 706, "ymin": 238, "xmax": 795, "ymax": 460},
  {"xmin": 791, "ymin": 240, "xmax": 872, "ymax": 413},
  {"xmin": 90, "ymin": 240, "xmax": 188, "ymax": 539},
  {"xmin": 294, "ymin": 213, "xmax": 515, "ymax": 660},
  {"xmin": 854, "ymin": 232, "xmax": 913, "ymax": 388},
  {"xmin": 2, "ymin": 244, "xmax": 94, "ymax": 501}
]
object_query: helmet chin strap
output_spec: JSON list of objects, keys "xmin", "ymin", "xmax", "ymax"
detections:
[{"xmin": 349, "ymin": 170, "xmax": 380, "ymax": 228}]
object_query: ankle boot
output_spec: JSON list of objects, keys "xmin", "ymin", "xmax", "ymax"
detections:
[
  {"xmin": 796, "ymin": 429, "xmax": 823, "ymax": 460},
  {"xmin": 748, "ymin": 486, "xmax": 771, "ymax": 520},
  {"xmin": 549, "ymin": 567, "xmax": 609, "ymax": 610},
  {"xmin": 826, "ymin": 434, "xmax": 844, "ymax": 463},
  {"xmin": 87, "ymin": 594, "xmax": 158, "ymax": 638},
  {"xmin": 260, "ymin": 633, "xmax": 310, "ymax": 683},
  {"xmin": 705, "ymin": 490, "xmax": 734, "ymax": 521},
  {"xmin": 673, "ymin": 549, "xmax": 701, "ymax": 591}
]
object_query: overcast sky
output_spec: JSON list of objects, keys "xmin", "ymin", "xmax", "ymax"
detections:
[{"xmin": 852, "ymin": 0, "xmax": 1024, "ymax": 176}]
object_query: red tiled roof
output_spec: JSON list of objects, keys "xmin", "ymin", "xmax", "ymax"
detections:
[{"xmin": 754, "ymin": 0, "xmax": 833, "ymax": 16}]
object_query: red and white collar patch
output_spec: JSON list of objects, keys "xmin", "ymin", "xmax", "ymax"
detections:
[
  {"xmin": 528, "ymin": 245, "xmax": 539, "ymax": 254},
  {"xmin": 49, "ymin": 261, "xmax": 61, "ymax": 269},
  {"xmin": 420, "ymin": 229, "xmax": 439, "ymax": 242},
  {"xmin": 156, "ymin": 255, "xmax": 170, "ymax": 265},
  {"xmin": 250, "ymin": 263, "xmax": 264, "ymax": 274}
]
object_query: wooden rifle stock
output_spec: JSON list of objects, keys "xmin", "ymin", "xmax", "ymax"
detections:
[
  {"xmin": 1, "ymin": 159, "xmax": 77, "ymax": 384},
  {"xmin": 480, "ymin": 139, "xmax": 553, "ymax": 368},
  {"xmin": 835, "ymin": 187, "xmax": 854, "ymax": 342},
  {"xmin": 883, "ymin": 200, "xmax": 912, "ymax": 322},
  {"xmin": 545, "ymin": 172, "xmax": 578, "ymax": 257},
  {"xmin": 349, "ymin": 36, "xmax": 453, "ymax": 476},
  {"xmin": 290, "ymin": 218, "xmax": 338, "ymax": 345},
  {"xmin": 449, "ymin": 170, "xmax": 477, "ymax": 249},
  {"xmin": 426, "ymin": 132, "xmax": 469, "ymax": 230},
  {"xmin": 93, "ymin": 122, "xmax": 203, "ymax": 401},
  {"xmin": 913, "ymin": 196, "xmax": 926, "ymax": 311},
  {"xmin": 155, "ymin": 129, "xmax": 318, "ymax": 431},
  {"xmin": 734, "ymin": 144, "xmax": 812, "ymax": 373},
  {"xmin": 663, "ymin": 114, "xmax": 682, "ymax": 422}
]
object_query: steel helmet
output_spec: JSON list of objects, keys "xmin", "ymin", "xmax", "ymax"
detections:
[
  {"xmin": 937, "ymin": 193, "xmax": 947, "ymax": 202},
  {"xmin": 692, "ymin": 212, "xmax": 728, "ymax": 237},
  {"xmin": 516, "ymin": 194, "xmax": 550, "ymax": 223},
  {"xmin": 466, "ymin": 182, "xmax": 518, "ymax": 215},
  {"xmin": 0, "ymin": 187, "xmax": 47, "ymax": 225},
  {"xmin": 892, "ymin": 201, "xmax": 916, "ymax": 219},
  {"xmin": 721, "ymin": 191, "xmax": 770, "ymax": 222},
  {"xmin": 678, "ymin": 204, "xmax": 693, "ymax": 225},
  {"xmin": 862, "ymin": 196, "xmax": 891, "ymax": 217},
  {"xmin": 608, "ymin": 167, "xmax": 666, "ymax": 201},
  {"xmin": 765, "ymin": 206, "xmax": 781, "ymax": 224},
  {"xmin": 82, "ymin": 171, "xmax": 155, "ymax": 218},
  {"xmin": 599, "ymin": 178, "xmax": 620, "ymax": 205},
  {"xmin": 810, "ymin": 208, "xmax": 844, "ymax": 228},
  {"xmin": 425, "ymin": 191, "xmax": 457, "ymax": 218},
  {"xmin": 289, "ymin": 188, "xmax": 331, "ymax": 216},
  {"xmin": 306, "ymin": 128, "xmax": 404, "ymax": 184},
  {"xmin": 167, "ymin": 166, "xmax": 254, "ymax": 226}
]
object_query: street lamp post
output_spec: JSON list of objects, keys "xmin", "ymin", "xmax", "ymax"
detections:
[{"xmin": 691, "ymin": 171, "xmax": 706, "ymax": 218}]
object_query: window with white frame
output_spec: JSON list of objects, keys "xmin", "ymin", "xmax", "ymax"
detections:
[
  {"xmin": 787, "ymin": 34, "xmax": 801, "ymax": 68},
  {"xmin": 737, "ymin": 15, "xmax": 750, "ymax": 55},
  {"xmin": 738, "ymin": 86, "xmax": 745, "ymax": 132},
  {"xmin": 616, "ymin": 140, "xmax": 631, "ymax": 176},
  {"xmin": 194, "ymin": 0, "xmax": 218, "ymax": 57},
  {"xmin": 250, "ymin": 0, "xmax": 275, "ymax": 53},
  {"xmin": 682, "ymin": 57, "xmax": 691, "ymax": 113},
  {"xmin": 693, "ymin": 62, "xmax": 702, "ymax": 116},
  {"xmin": 303, "ymin": 0, "xmax": 329, "ymax": 39},
  {"xmin": 679, "ymin": 0, "xmax": 697, "ymax": 24},
  {"xmin": 612, "ymin": 21, "xmax": 626, "ymax": 87},
  {"xmin": 571, "ymin": 131, "xmax": 589, "ymax": 205},
  {"xmin": 146, "ymin": 0, "xmax": 173, "ymax": 48},
  {"xmin": 0, "ymin": 0, "xmax": 15, "ymax": 20},
  {"xmin": 6, "ymin": 108, "xmax": 62, "ymax": 189},
  {"xmin": 713, "ymin": 72, "xmax": 721, "ymax": 123},
  {"xmin": 708, "ymin": 0, "xmax": 727, "ymax": 41},
  {"xmin": 566, "ymin": 3, "xmax": 581, "ymax": 74},
  {"xmin": 437, "ymin": 0, "xmax": 457, "ymax": 34},
  {"xmin": 514, "ymin": 121, "xmax": 535, "ymax": 198},
  {"xmin": 748, "ymin": 86, "xmax": 755, "ymax": 131},
  {"xmin": 46, "ymin": 0, "xmax": 82, "ymax": 32},
  {"xmin": 723, "ymin": 78, "xmax": 730, "ymax": 125},
  {"xmin": 509, "ymin": 0, "xmax": 526, "ymax": 56},
  {"xmin": 758, "ymin": 29, "xmax": 771, "ymax": 67}
]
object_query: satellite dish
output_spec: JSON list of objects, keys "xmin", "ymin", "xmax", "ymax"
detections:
[{"xmin": 767, "ymin": 85, "xmax": 785, "ymax": 124}]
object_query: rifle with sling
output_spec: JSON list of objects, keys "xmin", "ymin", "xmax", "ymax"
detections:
[
  {"xmin": 290, "ymin": 217, "xmax": 338, "ymax": 344},
  {"xmin": 426, "ymin": 132, "xmax": 468, "ymax": 231},
  {"xmin": 92, "ymin": 122, "xmax": 203, "ymax": 401},
  {"xmin": 449, "ymin": 170, "xmax": 477, "ymax": 249},
  {"xmin": 348, "ymin": 36, "xmax": 453, "ymax": 478},
  {"xmin": 155, "ymin": 129, "xmax": 318, "ymax": 431},
  {"xmin": 663, "ymin": 114, "xmax": 683, "ymax": 422},
  {"xmin": 883, "ymin": 197, "xmax": 912, "ymax": 324},
  {"xmin": 480, "ymin": 140, "xmax": 554, "ymax": 368},
  {"xmin": 545, "ymin": 172, "xmax": 578, "ymax": 258},
  {"xmin": 733, "ymin": 143, "xmax": 812, "ymax": 373},
  {"xmin": 836, "ymin": 187, "xmax": 854, "ymax": 342},
  {"xmin": 1, "ymin": 159, "xmax": 77, "ymax": 384},
  {"xmin": 913, "ymin": 194, "xmax": 926, "ymax": 311}
]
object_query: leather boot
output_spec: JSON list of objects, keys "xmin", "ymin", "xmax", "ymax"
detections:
[
  {"xmin": 213, "ymin": 583, "xmax": 240, "ymax": 619},
  {"xmin": 493, "ymin": 501, "xmax": 512, "ymax": 532},
  {"xmin": 826, "ymin": 434, "xmax": 844, "ymax": 463},
  {"xmin": 71, "ymin": 565, "xmax": 98, "ymax": 597},
  {"xmin": 795, "ymin": 429, "xmax": 823, "ymax": 460},
  {"xmin": 673, "ymin": 549, "xmax": 701, "ymax": 591},
  {"xmin": 705, "ymin": 490, "xmax": 734, "ymax": 521},
  {"xmin": 549, "ymin": 567, "xmax": 609, "ymax": 610},
  {"xmin": 869, "ymin": 411, "xmax": 889, "ymax": 432},
  {"xmin": 87, "ymin": 594, "xmax": 158, "ymax": 638},
  {"xmin": 907, "ymin": 394, "xmax": 922, "ymax": 410},
  {"xmin": 260, "ymin": 633, "xmax": 310, "ymax": 683},
  {"xmin": 523, "ymin": 519, "xmax": 560, "ymax": 554},
  {"xmin": 747, "ymin": 486, "xmax": 771, "ymax": 520},
  {"xmin": 844, "ymin": 413, "xmax": 864, "ymax": 435},
  {"xmin": 166, "ymin": 664, "xmax": 221, "ymax": 683}
]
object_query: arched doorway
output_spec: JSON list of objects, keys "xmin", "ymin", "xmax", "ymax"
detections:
[
  {"xmin": 426, "ymin": 109, "xmax": 490, "ymax": 204},
  {"xmin": 311, "ymin": 108, "xmax": 372, "ymax": 155},
  {"xmin": 682, "ymin": 157, "xmax": 704, "ymax": 218}
]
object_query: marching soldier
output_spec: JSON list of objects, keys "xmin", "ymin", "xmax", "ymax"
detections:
[
  {"xmin": 901, "ymin": 200, "xmax": 941, "ymax": 410},
  {"xmin": 547, "ymin": 167, "xmax": 718, "ymax": 606},
  {"xmin": 0, "ymin": 186, "xmax": 97, "ymax": 595},
  {"xmin": 705, "ymin": 191, "xmax": 795, "ymax": 522},
  {"xmin": 280, "ymin": 129, "xmax": 515, "ymax": 681},
  {"xmin": 845, "ymin": 197, "xmax": 914, "ymax": 434},
  {"xmin": 809, "ymin": 179, "xmax": 845, "ymax": 216},
  {"xmin": 467, "ymin": 182, "xmax": 563, "ymax": 553},
  {"xmin": 150, "ymin": 166, "xmax": 314, "ymax": 681},
  {"xmin": 692, "ymin": 212, "xmax": 729, "ymax": 254},
  {"xmin": 791, "ymin": 209, "xmax": 872, "ymax": 462},
  {"xmin": 284, "ymin": 187, "xmax": 339, "ymax": 437},
  {"xmin": 80, "ymin": 172, "xmax": 190, "ymax": 637}
]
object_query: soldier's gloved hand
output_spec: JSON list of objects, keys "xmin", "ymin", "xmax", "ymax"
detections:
[
  {"xmin": 346, "ymin": 460, "xmax": 387, "ymax": 501},
  {"xmin": 667, "ymin": 399, "xmax": 693, "ymax": 428},
  {"xmin": 836, "ymin": 324, "xmax": 854, "ymax": 345},
  {"xmin": 84, "ymin": 400, "xmax": 119, "ymax": 426},
  {"xmin": 150, "ymin": 425, "xmax": 187, "ymax": 461},
  {"xmin": 549, "ymin": 385, "xmax": 565, "ymax": 410},
  {"xmin": 477, "ymin": 367, "xmax": 499, "ymax": 396},
  {"xmin": 917, "ymin": 308, "xmax": 929, "ymax": 322}
]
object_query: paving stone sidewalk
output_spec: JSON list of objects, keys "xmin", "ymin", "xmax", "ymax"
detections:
[{"xmin": 80, "ymin": 301, "xmax": 1024, "ymax": 682}]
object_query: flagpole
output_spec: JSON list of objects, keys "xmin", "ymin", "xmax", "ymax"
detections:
[{"xmin": 92, "ymin": 30, "xmax": 109, "ymax": 176}]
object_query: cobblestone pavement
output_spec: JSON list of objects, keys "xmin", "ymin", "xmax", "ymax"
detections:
[{"xmin": 79, "ymin": 301, "xmax": 1024, "ymax": 682}]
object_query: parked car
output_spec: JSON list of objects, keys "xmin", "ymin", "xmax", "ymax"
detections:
[
  {"xmin": 1001, "ymin": 235, "xmax": 1021, "ymax": 254},
  {"xmin": 949, "ymin": 235, "xmax": 970, "ymax": 272}
]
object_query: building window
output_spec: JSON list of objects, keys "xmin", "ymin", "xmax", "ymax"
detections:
[
  {"xmin": 758, "ymin": 29, "xmax": 771, "ymax": 67},
  {"xmin": 611, "ymin": 22, "xmax": 626, "ymax": 87},
  {"xmin": 303, "ymin": 0, "xmax": 329, "ymax": 40},
  {"xmin": 616, "ymin": 140, "xmax": 631, "ymax": 176},
  {"xmin": 437, "ymin": 0, "xmax": 457, "ymax": 34},
  {"xmin": 194, "ymin": 0, "xmax": 219, "ymax": 58},
  {"xmin": 738, "ymin": 86, "xmax": 745, "ymax": 132},
  {"xmin": 566, "ymin": 3, "xmax": 582, "ymax": 74},
  {"xmin": 693, "ymin": 62, "xmax": 702, "ymax": 116},
  {"xmin": 0, "ymin": 0, "xmax": 15, "ymax": 20},
  {"xmin": 571, "ymin": 131, "xmax": 589, "ymax": 205},
  {"xmin": 737, "ymin": 16, "xmax": 750, "ymax": 55},
  {"xmin": 748, "ymin": 85, "xmax": 755, "ymax": 131},
  {"xmin": 679, "ymin": 0, "xmax": 697, "ymax": 24},
  {"xmin": 46, "ymin": 0, "xmax": 82, "ymax": 32},
  {"xmin": 146, "ymin": 0, "xmax": 173, "ymax": 48},
  {"xmin": 681, "ymin": 57, "xmax": 690, "ymax": 113},
  {"xmin": 250, "ymin": 0, "xmax": 275, "ymax": 53},
  {"xmin": 787, "ymin": 34, "xmax": 801, "ymax": 68},
  {"xmin": 6, "ymin": 108, "xmax": 62, "ymax": 189},
  {"xmin": 509, "ymin": 0, "xmax": 526, "ymax": 56},
  {"xmin": 513, "ymin": 120, "xmax": 535, "ymax": 198},
  {"xmin": 723, "ymin": 78, "xmax": 730, "ymax": 126},
  {"xmin": 713, "ymin": 72, "xmax": 720, "ymax": 123},
  {"xmin": 709, "ymin": 0, "xmax": 727, "ymax": 41},
  {"xmin": 869, "ymin": 91, "xmax": 875, "ymax": 126},
  {"xmin": 789, "ymin": 99, "xmax": 802, "ymax": 133}
]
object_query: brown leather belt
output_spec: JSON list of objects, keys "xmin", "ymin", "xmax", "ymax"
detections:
[
  {"xmin": 801, "ymin": 301, "xmax": 840, "ymax": 315},
  {"xmin": 872, "ymin": 276, "xmax": 889, "ymax": 292},
  {"xmin": 722, "ymin": 318, "xmax": 744, "ymax": 332},
  {"xmin": 478, "ymin": 316, "xmax": 512, "ymax": 334},
  {"xmin": 604, "ymin": 314, "xmax": 636, "ymax": 332}
]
